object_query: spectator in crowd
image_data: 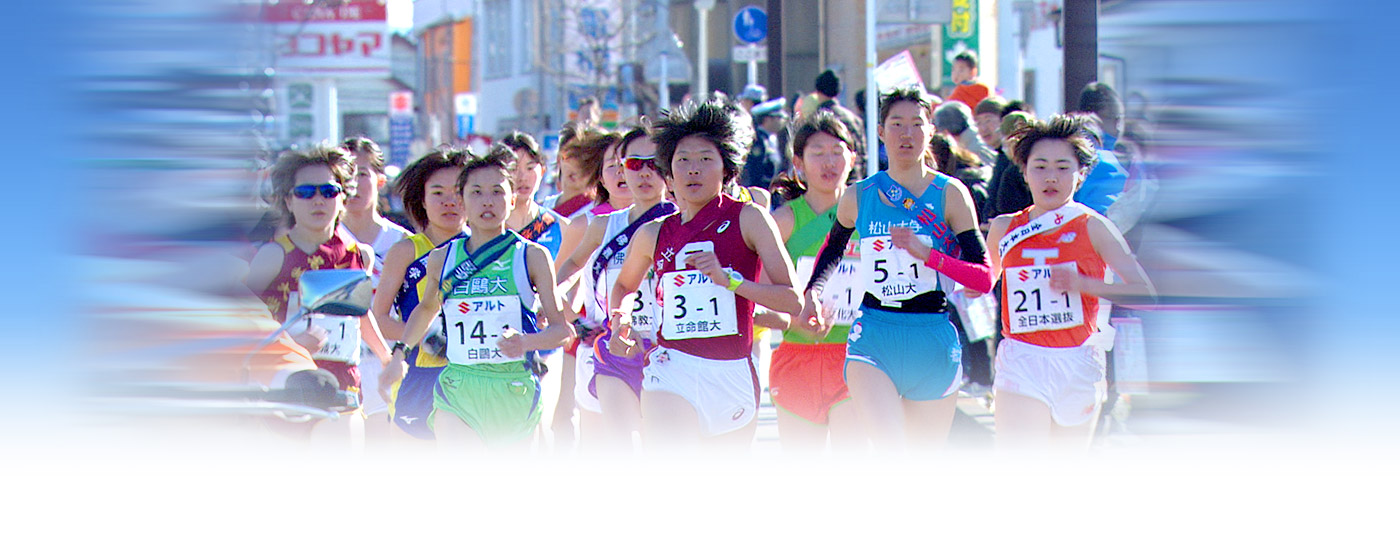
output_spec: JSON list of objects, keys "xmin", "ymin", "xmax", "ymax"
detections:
[{"xmin": 948, "ymin": 51, "xmax": 992, "ymax": 110}]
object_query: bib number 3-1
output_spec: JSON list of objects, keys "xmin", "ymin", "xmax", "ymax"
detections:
[
  {"xmin": 1004, "ymin": 263, "xmax": 1084, "ymax": 334},
  {"xmin": 442, "ymin": 296, "xmax": 523, "ymax": 364},
  {"xmin": 659, "ymin": 269, "xmax": 737, "ymax": 340}
]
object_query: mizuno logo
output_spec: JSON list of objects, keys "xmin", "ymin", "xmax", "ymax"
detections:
[{"xmin": 399, "ymin": 416, "xmax": 418, "ymax": 425}]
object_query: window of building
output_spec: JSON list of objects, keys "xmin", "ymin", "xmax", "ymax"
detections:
[{"xmin": 483, "ymin": 0, "xmax": 513, "ymax": 79}]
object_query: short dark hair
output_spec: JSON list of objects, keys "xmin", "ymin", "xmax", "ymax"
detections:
[
  {"xmin": 975, "ymin": 96, "xmax": 1007, "ymax": 117},
  {"xmin": 1078, "ymin": 82, "xmax": 1122, "ymax": 117},
  {"xmin": 651, "ymin": 99, "xmax": 754, "ymax": 184},
  {"xmin": 456, "ymin": 145, "xmax": 518, "ymax": 192},
  {"xmin": 1000, "ymin": 100, "xmax": 1032, "ymax": 119},
  {"xmin": 394, "ymin": 148, "xmax": 472, "ymax": 230},
  {"xmin": 499, "ymin": 131, "xmax": 542, "ymax": 164},
  {"xmin": 934, "ymin": 101, "xmax": 976, "ymax": 136},
  {"xmin": 791, "ymin": 110, "xmax": 855, "ymax": 163},
  {"xmin": 561, "ymin": 129, "xmax": 620, "ymax": 203},
  {"xmin": 814, "ymin": 69, "xmax": 841, "ymax": 98},
  {"xmin": 878, "ymin": 86, "xmax": 935, "ymax": 126},
  {"xmin": 269, "ymin": 143, "xmax": 355, "ymax": 228},
  {"xmin": 928, "ymin": 131, "xmax": 979, "ymax": 176},
  {"xmin": 617, "ymin": 125, "xmax": 651, "ymax": 158},
  {"xmin": 953, "ymin": 51, "xmax": 978, "ymax": 70},
  {"xmin": 341, "ymin": 136, "xmax": 384, "ymax": 173},
  {"xmin": 1004, "ymin": 114, "xmax": 1099, "ymax": 171}
]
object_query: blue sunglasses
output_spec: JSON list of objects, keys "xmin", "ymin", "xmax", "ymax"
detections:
[{"xmin": 291, "ymin": 183, "xmax": 345, "ymax": 199}]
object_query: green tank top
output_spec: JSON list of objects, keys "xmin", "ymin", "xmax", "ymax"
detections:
[
  {"xmin": 439, "ymin": 232, "xmax": 539, "ymax": 372},
  {"xmin": 783, "ymin": 196, "xmax": 858, "ymax": 345}
]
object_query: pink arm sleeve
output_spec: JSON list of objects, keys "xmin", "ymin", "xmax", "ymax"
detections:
[{"xmin": 925, "ymin": 251, "xmax": 995, "ymax": 294}]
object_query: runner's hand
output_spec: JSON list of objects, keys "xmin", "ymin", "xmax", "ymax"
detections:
[
  {"xmin": 890, "ymin": 226, "xmax": 932, "ymax": 261},
  {"xmin": 1049, "ymin": 267, "xmax": 1082, "ymax": 293},
  {"xmin": 685, "ymin": 251, "xmax": 729, "ymax": 286},
  {"xmin": 606, "ymin": 309, "xmax": 638, "ymax": 358},
  {"xmin": 497, "ymin": 327, "xmax": 526, "ymax": 359},
  {"xmin": 378, "ymin": 355, "xmax": 405, "ymax": 404},
  {"xmin": 292, "ymin": 326, "xmax": 328, "ymax": 354}
]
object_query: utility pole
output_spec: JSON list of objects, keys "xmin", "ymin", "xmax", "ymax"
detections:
[{"xmin": 1062, "ymin": 0, "xmax": 1098, "ymax": 112}]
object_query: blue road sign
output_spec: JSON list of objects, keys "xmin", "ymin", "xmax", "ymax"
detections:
[{"xmin": 733, "ymin": 6, "xmax": 767, "ymax": 44}]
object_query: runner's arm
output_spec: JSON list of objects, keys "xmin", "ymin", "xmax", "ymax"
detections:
[
  {"xmin": 739, "ymin": 204, "xmax": 802, "ymax": 315},
  {"xmin": 803, "ymin": 185, "xmax": 858, "ymax": 296},
  {"xmin": 244, "ymin": 242, "xmax": 286, "ymax": 296},
  {"xmin": 399, "ymin": 248, "xmax": 447, "ymax": 348},
  {"xmin": 555, "ymin": 215, "xmax": 609, "ymax": 294},
  {"xmin": 969, "ymin": 216, "xmax": 1013, "ymax": 299},
  {"xmin": 1062, "ymin": 214, "xmax": 1156, "ymax": 302},
  {"xmin": 356, "ymin": 245, "xmax": 391, "ymax": 363},
  {"xmin": 370, "ymin": 238, "xmax": 416, "ymax": 341},
  {"xmin": 554, "ymin": 213, "xmax": 584, "ymax": 274},
  {"xmin": 521, "ymin": 244, "xmax": 576, "ymax": 352},
  {"xmin": 608, "ymin": 221, "xmax": 658, "ymax": 311}
]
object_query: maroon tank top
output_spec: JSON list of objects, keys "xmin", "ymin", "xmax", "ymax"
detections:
[{"xmin": 652, "ymin": 194, "xmax": 759, "ymax": 360}]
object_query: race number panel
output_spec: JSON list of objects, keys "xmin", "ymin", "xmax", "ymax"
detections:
[
  {"xmin": 442, "ymin": 296, "xmax": 523, "ymax": 364},
  {"xmin": 859, "ymin": 235, "xmax": 938, "ymax": 304},
  {"xmin": 795, "ymin": 256, "xmax": 861, "ymax": 326},
  {"xmin": 601, "ymin": 267, "xmax": 660, "ymax": 337},
  {"xmin": 1004, "ymin": 263, "xmax": 1084, "ymax": 334},
  {"xmin": 290, "ymin": 291, "xmax": 361, "ymax": 364},
  {"xmin": 659, "ymin": 269, "xmax": 738, "ymax": 340},
  {"xmin": 630, "ymin": 275, "xmax": 660, "ymax": 336}
]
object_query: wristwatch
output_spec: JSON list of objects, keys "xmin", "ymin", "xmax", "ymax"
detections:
[
  {"xmin": 391, "ymin": 341, "xmax": 410, "ymax": 356},
  {"xmin": 726, "ymin": 270, "xmax": 745, "ymax": 292}
]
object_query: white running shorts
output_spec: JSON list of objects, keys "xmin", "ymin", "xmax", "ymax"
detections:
[
  {"xmin": 641, "ymin": 347, "xmax": 758, "ymax": 436},
  {"xmin": 994, "ymin": 338, "xmax": 1106, "ymax": 426}
]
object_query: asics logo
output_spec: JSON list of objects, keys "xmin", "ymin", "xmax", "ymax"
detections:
[{"xmin": 716, "ymin": 220, "xmax": 731, "ymax": 234}]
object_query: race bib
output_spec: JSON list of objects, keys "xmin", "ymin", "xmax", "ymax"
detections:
[
  {"xmin": 289, "ymin": 292, "xmax": 360, "ymax": 364},
  {"xmin": 860, "ymin": 235, "xmax": 938, "ymax": 304},
  {"xmin": 948, "ymin": 289, "xmax": 999, "ymax": 342},
  {"xmin": 1004, "ymin": 263, "xmax": 1084, "ymax": 334},
  {"xmin": 629, "ymin": 275, "xmax": 659, "ymax": 337},
  {"xmin": 796, "ymin": 256, "xmax": 861, "ymax": 326},
  {"xmin": 442, "ymin": 295, "xmax": 523, "ymax": 364},
  {"xmin": 659, "ymin": 269, "xmax": 738, "ymax": 340}
]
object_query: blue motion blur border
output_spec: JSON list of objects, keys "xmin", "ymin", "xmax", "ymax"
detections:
[{"xmin": 0, "ymin": 0, "xmax": 82, "ymax": 411}]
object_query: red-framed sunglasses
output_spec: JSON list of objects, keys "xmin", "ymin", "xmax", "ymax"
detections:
[{"xmin": 623, "ymin": 156, "xmax": 660, "ymax": 172}]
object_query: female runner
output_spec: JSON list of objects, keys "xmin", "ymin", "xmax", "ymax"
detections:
[
  {"xmin": 373, "ymin": 148, "xmax": 471, "ymax": 439},
  {"xmin": 608, "ymin": 100, "xmax": 801, "ymax": 450},
  {"xmin": 983, "ymin": 114, "xmax": 1153, "ymax": 447},
  {"xmin": 800, "ymin": 87, "xmax": 995, "ymax": 451}
]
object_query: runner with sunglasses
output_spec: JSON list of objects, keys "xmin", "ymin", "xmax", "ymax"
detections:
[
  {"xmin": 340, "ymin": 137, "xmax": 413, "ymax": 435},
  {"xmin": 607, "ymin": 100, "xmax": 802, "ymax": 450},
  {"xmin": 800, "ymin": 87, "xmax": 995, "ymax": 451},
  {"xmin": 398, "ymin": 147, "xmax": 574, "ymax": 449},
  {"xmin": 767, "ymin": 112, "xmax": 865, "ymax": 453},
  {"xmin": 980, "ymin": 114, "xmax": 1153, "ymax": 448},
  {"xmin": 247, "ymin": 143, "xmax": 391, "ymax": 405},
  {"xmin": 556, "ymin": 127, "xmax": 676, "ymax": 449},
  {"xmin": 373, "ymin": 148, "xmax": 472, "ymax": 439}
]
